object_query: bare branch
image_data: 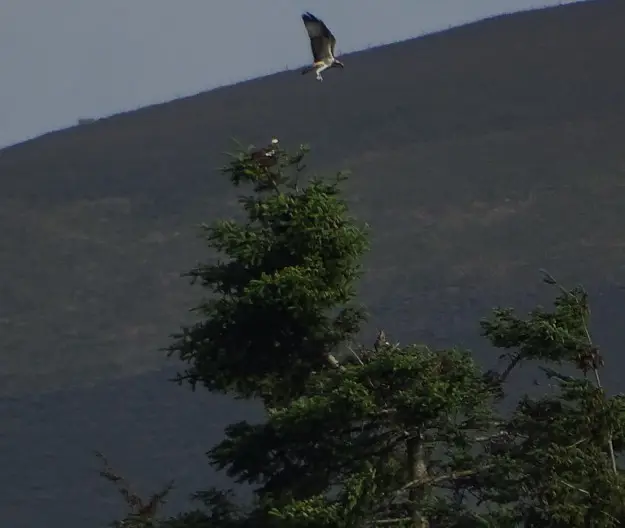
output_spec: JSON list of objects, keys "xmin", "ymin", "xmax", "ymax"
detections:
[
  {"xmin": 95, "ymin": 450, "xmax": 174, "ymax": 524},
  {"xmin": 557, "ymin": 478, "xmax": 590, "ymax": 496},
  {"xmin": 346, "ymin": 343, "xmax": 365, "ymax": 366},
  {"xmin": 374, "ymin": 518, "xmax": 411, "ymax": 525},
  {"xmin": 399, "ymin": 465, "xmax": 495, "ymax": 493}
]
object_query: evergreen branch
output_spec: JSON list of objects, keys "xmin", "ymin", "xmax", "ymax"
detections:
[{"xmin": 540, "ymin": 268, "xmax": 617, "ymax": 475}]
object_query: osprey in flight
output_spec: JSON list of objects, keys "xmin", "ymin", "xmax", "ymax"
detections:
[{"xmin": 300, "ymin": 12, "xmax": 344, "ymax": 82}]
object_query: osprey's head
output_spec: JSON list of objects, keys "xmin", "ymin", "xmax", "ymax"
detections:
[{"xmin": 333, "ymin": 59, "xmax": 345, "ymax": 69}]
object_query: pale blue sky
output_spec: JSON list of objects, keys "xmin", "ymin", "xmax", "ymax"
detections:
[{"xmin": 1, "ymin": 0, "xmax": 580, "ymax": 148}]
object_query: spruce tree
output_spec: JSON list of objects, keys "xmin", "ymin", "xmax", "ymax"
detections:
[
  {"xmin": 102, "ymin": 140, "xmax": 625, "ymax": 528},
  {"xmin": 166, "ymin": 138, "xmax": 370, "ymax": 407}
]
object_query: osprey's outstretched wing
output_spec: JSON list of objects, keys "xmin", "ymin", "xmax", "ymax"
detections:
[{"xmin": 301, "ymin": 12, "xmax": 336, "ymax": 62}]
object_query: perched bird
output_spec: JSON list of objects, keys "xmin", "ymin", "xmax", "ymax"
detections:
[
  {"xmin": 249, "ymin": 138, "xmax": 279, "ymax": 168},
  {"xmin": 374, "ymin": 329, "xmax": 389, "ymax": 352},
  {"xmin": 300, "ymin": 12, "xmax": 344, "ymax": 82}
]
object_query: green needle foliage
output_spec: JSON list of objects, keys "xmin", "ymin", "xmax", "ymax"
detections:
[
  {"xmin": 103, "ymin": 139, "xmax": 625, "ymax": 528},
  {"xmin": 260, "ymin": 276, "xmax": 625, "ymax": 528},
  {"xmin": 474, "ymin": 272, "xmax": 625, "ymax": 527},
  {"xmin": 166, "ymin": 138, "xmax": 370, "ymax": 406}
]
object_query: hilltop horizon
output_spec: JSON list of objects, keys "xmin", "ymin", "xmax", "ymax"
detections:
[{"xmin": 0, "ymin": 0, "xmax": 589, "ymax": 150}]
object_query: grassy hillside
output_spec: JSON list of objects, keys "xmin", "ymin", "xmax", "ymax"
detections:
[{"xmin": 2, "ymin": 0, "xmax": 625, "ymax": 397}]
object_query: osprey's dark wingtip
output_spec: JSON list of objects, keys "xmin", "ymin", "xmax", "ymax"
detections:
[{"xmin": 302, "ymin": 12, "xmax": 318, "ymax": 21}]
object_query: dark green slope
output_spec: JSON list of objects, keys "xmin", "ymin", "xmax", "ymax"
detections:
[{"xmin": 2, "ymin": 0, "xmax": 625, "ymax": 396}]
